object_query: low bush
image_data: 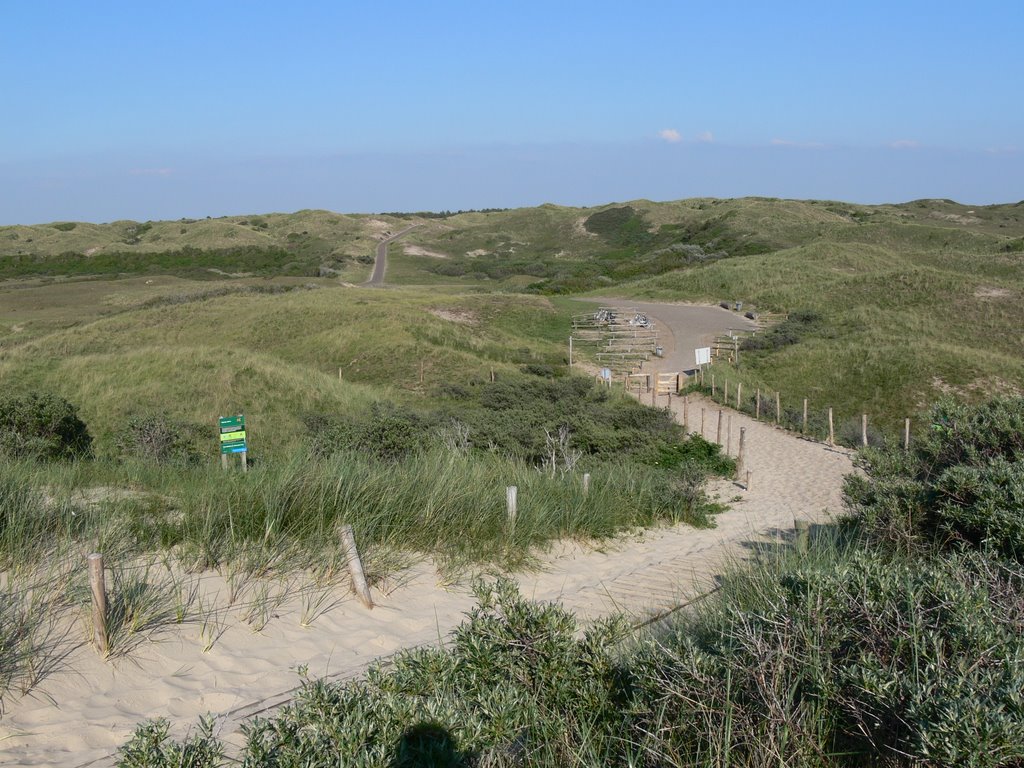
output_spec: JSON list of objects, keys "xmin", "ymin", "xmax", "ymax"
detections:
[
  {"xmin": 844, "ymin": 396, "xmax": 1024, "ymax": 559},
  {"xmin": 0, "ymin": 392, "xmax": 92, "ymax": 461},
  {"xmin": 114, "ymin": 415, "xmax": 210, "ymax": 465}
]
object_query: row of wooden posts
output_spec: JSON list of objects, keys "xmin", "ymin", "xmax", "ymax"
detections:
[{"xmin": 85, "ymin": 524, "xmax": 374, "ymax": 657}]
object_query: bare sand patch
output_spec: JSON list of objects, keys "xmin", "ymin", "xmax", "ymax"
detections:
[
  {"xmin": 403, "ymin": 244, "xmax": 449, "ymax": 259},
  {"xmin": 429, "ymin": 308, "xmax": 478, "ymax": 325},
  {"xmin": 465, "ymin": 249, "xmax": 489, "ymax": 257},
  {"xmin": 974, "ymin": 286, "xmax": 1013, "ymax": 299}
]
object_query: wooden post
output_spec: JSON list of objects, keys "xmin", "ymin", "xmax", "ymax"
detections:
[
  {"xmin": 828, "ymin": 408, "xmax": 835, "ymax": 446},
  {"xmin": 582, "ymin": 473, "xmax": 591, "ymax": 496},
  {"xmin": 338, "ymin": 367, "xmax": 343, "ymax": 381},
  {"xmin": 755, "ymin": 389, "xmax": 761, "ymax": 419},
  {"xmin": 221, "ymin": 453, "xmax": 229, "ymax": 470},
  {"xmin": 88, "ymin": 553, "xmax": 109, "ymax": 656},
  {"xmin": 794, "ymin": 519, "xmax": 810, "ymax": 554},
  {"xmin": 727, "ymin": 414, "xmax": 733, "ymax": 455},
  {"xmin": 506, "ymin": 485, "xmax": 518, "ymax": 529},
  {"xmin": 904, "ymin": 418, "xmax": 911, "ymax": 451},
  {"xmin": 861, "ymin": 414, "xmax": 868, "ymax": 448},
  {"xmin": 701, "ymin": 408, "xmax": 706, "ymax": 438},
  {"xmin": 716, "ymin": 409, "xmax": 724, "ymax": 445},
  {"xmin": 775, "ymin": 392, "xmax": 781, "ymax": 425},
  {"xmin": 568, "ymin": 336, "xmax": 573, "ymax": 368},
  {"xmin": 490, "ymin": 367, "xmax": 496, "ymax": 383},
  {"xmin": 745, "ymin": 469, "xmax": 752, "ymax": 491},
  {"xmin": 700, "ymin": 367, "xmax": 705, "ymax": 387},
  {"xmin": 340, "ymin": 525, "xmax": 373, "ymax": 609},
  {"xmin": 711, "ymin": 374, "xmax": 716, "ymax": 397},
  {"xmin": 682, "ymin": 396, "xmax": 689, "ymax": 433},
  {"xmin": 736, "ymin": 427, "xmax": 746, "ymax": 479},
  {"xmin": 418, "ymin": 359, "xmax": 424, "ymax": 385},
  {"xmin": 651, "ymin": 375, "xmax": 657, "ymax": 406},
  {"xmin": 736, "ymin": 382, "xmax": 743, "ymax": 410},
  {"xmin": 733, "ymin": 338, "xmax": 739, "ymax": 363},
  {"xmin": 240, "ymin": 451, "xmax": 248, "ymax": 473},
  {"xmin": 802, "ymin": 398, "xmax": 808, "ymax": 435},
  {"xmin": 724, "ymin": 380, "xmax": 729, "ymax": 406}
]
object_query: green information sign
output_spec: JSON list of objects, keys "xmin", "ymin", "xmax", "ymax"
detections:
[{"xmin": 219, "ymin": 414, "xmax": 247, "ymax": 455}]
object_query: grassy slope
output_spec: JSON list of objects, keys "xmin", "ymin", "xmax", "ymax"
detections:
[
  {"xmin": 0, "ymin": 285, "xmax": 586, "ymax": 455},
  {"xmin": 4, "ymin": 196, "xmax": 1023, "ymax": 428}
]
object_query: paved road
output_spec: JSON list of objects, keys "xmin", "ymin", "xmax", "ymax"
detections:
[{"xmin": 367, "ymin": 224, "xmax": 420, "ymax": 286}]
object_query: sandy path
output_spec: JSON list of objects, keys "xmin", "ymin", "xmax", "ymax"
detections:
[{"xmin": 0, "ymin": 310, "xmax": 853, "ymax": 768}]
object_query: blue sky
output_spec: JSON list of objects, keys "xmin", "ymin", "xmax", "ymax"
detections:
[{"xmin": 2, "ymin": 1, "xmax": 1021, "ymax": 223}]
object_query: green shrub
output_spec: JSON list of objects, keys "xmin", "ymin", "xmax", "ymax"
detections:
[
  {"xmin": 844, "ymin": 396, "xmax": 1024, "ymax": 558},
  {"xmin": 0, "ymin": 392, "xmax": 92, "ymax": 461}
]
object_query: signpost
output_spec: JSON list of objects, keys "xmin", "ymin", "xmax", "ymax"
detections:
[
  {"xmin": 694, "ymin": 347, "xmax": 712, "ymax": 367},
  {"xmin": 219, "ymin": 414, "xmax": 248, "ymax": 471}
]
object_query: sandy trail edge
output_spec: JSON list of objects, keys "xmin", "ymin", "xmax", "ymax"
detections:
[{"xmin": 0, "ymin": 313, "xmax": 853, "ymax": 768}]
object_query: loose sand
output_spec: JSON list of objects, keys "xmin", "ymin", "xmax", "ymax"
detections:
[{"xmin": 0, "ymin": 303, "xmax": 853, "ymax": 767}]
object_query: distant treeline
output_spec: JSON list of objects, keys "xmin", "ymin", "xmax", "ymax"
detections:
[
  {"xmin": 0, "ymin": 245, "xmax": 322, "ymax": 279},
  {"xmin": 376, "ymin": 208, "xmax": 510, "ymax": 219}
]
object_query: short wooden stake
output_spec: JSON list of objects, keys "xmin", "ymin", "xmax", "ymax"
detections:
[
  {"xmin": 733, "ymin": 338, "xmax": 739, "ymax": 363},
  {"xmin": 338, "ymin": 367, "xmax": 343, "ymax": 381},
  {"xmin": 861, "ymin": 414, "xmax": 868, "ymax": 447},
  {"xmin": 418, "ymin": 360, "xmax": 424, "ymax": 384},
  {"xmin": 506, "ymin": 485, "xmax": 518, "ymax": 528},
  {"xmin": 794, "ymin": 519, "xmax": 810, "ymax": 553},
  {"xmin": 700, "ymin": 367, "xmax": 705, "ymax": 387},
  {"xmin": 651, "ymin": 376, "xmax": 657, "ymax": 406},
  {"xmin": 701, "ymin": 408, "xmax": 706, "ymax": 438},
  {"xmin": 568, "ymin": 336, "xmax": 573, "ymax": 368},
  {"xmin": 221, "ymin": 453, "xmax": 229, "ymax": 470},
  {"xmin": 736, "ymin": 382, "xmax": 742, "ymax": 410},
  {"xmin": 775, "ymin": 391, "xmax": 781, "ymax": 425},
  {"xmin": 727, "ymin": 414, "xmax": 733, "ymax": 455},
  {"xmin": 736, "ymin": 427, "xmax": 746, "ymax": 479},
  {"xmin": 711, "ymin": 374, "xmax": 716, "ymax": 397},
  {"xmin": 724, "ymin": 380, "xmax": 729, "ymax": 405},
  {"xmin": 340, "ymin": 525, "xmax": 374, "ymax": 609},
  {"xmin": 755, "ymin": 389, "xmax": 761, "ymax": 419},
  {"xmin": 716, "ymin": 409, "xmax": 724, "ymax": 445},
  {"xmin": 490, "ymin": 368, "xmax": 496, "ymax": 383},
  {"xmin": 827, "ymin": 408, "xmax": 835, "ymax": 446},
  {"xmin": 582, "ymin": 473, "xmax": 591, "ymax": 496},
  {"xmin": 682, "ymin": 396, "xmax": 689, "ymax": 433},
  {"xmin": 904, "ymin": 418, "xmax": 911, "ymax": 451},
  {"xmin": 88, "ymin": 553, "xmax": 109, "ymax": 656},
  {"xmin": 745, "ymin": 469, "xmax": 752, "ymax": 491},
  {"xmin": 240, "ymin": 450, "xmax": 248, "ymax": 473},
  {"xmin": 802, "ymin": 398, "xmax": 808, "ymax": 434}
]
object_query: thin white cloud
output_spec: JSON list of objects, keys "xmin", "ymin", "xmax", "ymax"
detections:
[
  {"xmin": 889, "ymin": 140, "xmax": 919, "ymax": 150},
  {"xmin": 696, "ymin": 130, "xmax": 714, "ymax": 143},
  {"xmin": 658, "ymin": 129, "xmax": 682, "ymax": 143},
  {"xmin": 129, "ymin": 168, "xmax": 174, "ymax": 176}
]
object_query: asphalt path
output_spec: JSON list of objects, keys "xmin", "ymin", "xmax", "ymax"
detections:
[{"xmin": 367, "ymin": 224, "xmax": 420, "ymax": 286}]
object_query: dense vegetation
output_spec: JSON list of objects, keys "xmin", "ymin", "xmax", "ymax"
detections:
[{"xmin": 116, "ymin": 397, "xmax": 1024, "ymax": 767}]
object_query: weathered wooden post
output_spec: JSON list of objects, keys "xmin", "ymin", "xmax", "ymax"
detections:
[
  {"xmin": 862, "ymin": 414, "xmax": 868, "ymax": 448},
  {"xmin": 338, "ymin": 366, "xmax": 343, "ymax": 381},
  {"xmin": 716, "ymin": 409, "xmax": 724, "ymax": 445},
  {"xmin": 582, "ymin": 473, "xmax": 591, "ymax": 496},
  {"xmin": 727, "ymin": 414, "xmax": 733, "ymax": 455},
  {"xmin": 736, "ymin": 427, "xmax": 746, "ymax": 480},
  {"xmin": 745, "ymin": 469, "xmax": 752, "ymax": 491},
  {"xmin": 802, "ymin": 398, "xmax": 808, "ymax": 435},
  {"xmin": 568, "ymin": 336, "xmax": 573, "ymax": 368},
  {"xmin": 827, "ymin": 408, "xmax": 835, "ymax": 446},
  {"xmin": 736, "ymin": 382, "xmax": 743, "ymax": 410},
  {"xmin": 904, "ymin": 418, "xmax": 911, "ymax": 451},
  {"xmin": 755, "ymin": 388, "xmax": 761, "ymax": 419},
  {"xmin": 711, "ymin": 374, "xmax": 716, "ymax": 397},
  {"xmin": 775, "ymin": 391, "xmax": 781, "ymax": 425},
  {"xmin": 701, "ymin": 408, "xmax": 706, "ymax": 438},
  {"xmin": 794, "ymin": 519, "xmax": 810, "ymax": 553},
  {"xmin": 506, "ymin": 485, "xmax": 518, "ymax": 529},
  {"xmin": 88, "ymin": 553, "xmax": 109, "ymax": 656},
  {"xmin": 340, "ymin": 525, "xmax": 374, "ymax": 609}
]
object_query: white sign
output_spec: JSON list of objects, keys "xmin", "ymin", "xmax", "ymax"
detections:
[
  {"xmin": 600, "ymin": 368, "xmax": 612, "ymax": 381},
  {"xmin": 695, "ymin": 347, "xmax": 712, "ymax": 366}
]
